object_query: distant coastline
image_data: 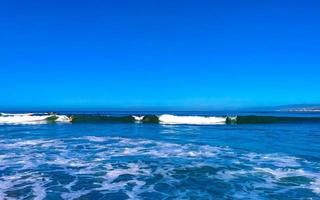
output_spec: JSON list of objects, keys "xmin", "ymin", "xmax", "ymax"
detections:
[
  {"xmin": 274, "ymin": 104, "xmax": 320, "ymax": 112},
  {"xmin": 285, "ymin": 108, "xmax": 320, "ymax": 112}
]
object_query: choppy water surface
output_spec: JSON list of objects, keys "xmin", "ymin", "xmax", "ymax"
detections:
[{"xmin": 0, "ymin": 112, "xmax": 320, "ymax": 199}]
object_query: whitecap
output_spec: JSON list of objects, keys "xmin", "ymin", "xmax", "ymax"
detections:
[
  {"xmin": 159, "ymin": 114, "xmax": 226, "ymax": 125},
  {"xmin": 83, "ymin": 136, "xmax": 107, "ymax": 142},
  {"xmin": 0, "ymin": 113, "xmax": 71, "ymax": 124},
  {"xmin": 133, "ymin": 115, "xmax": 144, "ymax": 121}
]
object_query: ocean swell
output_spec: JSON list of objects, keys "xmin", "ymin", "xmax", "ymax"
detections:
[{"xmin": 2, "ymin": 113, "xmax": 320, "ymax": 125}]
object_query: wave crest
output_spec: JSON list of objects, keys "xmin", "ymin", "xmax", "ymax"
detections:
[
  {"xmin": 158, "ymin": 114, "xmax": 226, "ymax": 125},
  {"xmin": 0, "ymin": 113, "xmax": 71, "ymax": 124}
]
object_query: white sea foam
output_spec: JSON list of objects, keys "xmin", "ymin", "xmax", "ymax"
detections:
[
  {"xmin": 55, "ymin": 115, "xmax": 72, "ymax": 122},
  {"xmin": 48, "ymin": 157, "xmax": 90, "ymax": 168},
  {"xmin": 105, "ymin": 163, "xmax": 149, "ymax": 182},
  {"xmin": 158, "ymin": 114, "xmax": 226, "ymax": 125},
  {"xmin": 0, "ymin": 179, "xmax": 14, "ymax": 199},
  {"xmin": 255, "ymin": 167, "xmax": 305, "ymax": 179},
  {"xmin": 91, "ymin": 137, "xmax": 226, "ymax": 159},
  {"xmin": 0, "ymin": 113, "xmax": 70, "ymax": 124},
  {"xmin": 133, "ymin": 115, "xmax": 144, "ymax": 121},
  {"xmin": 0, "ymin": 112, "xmax": 35, "ymax": 116},
  {"xmin": 1, "ymin": 136, "xmax": 319, "ymax": 199},
  {"xmin": 242, "ymin": 152, "xmax": 301, "ymax": 167},
  {"xmin": 33, "ymin": 182, "xmax": 47, "ymax": 200},
  {"xmin": 0, "ymin": 115, "xmax": 50, "ymax": 124},
  {"xmin": 61, "ymin": 190, "xmax": 91, "ymax": 200},
  {"xmin": 0, "ymin": 139, "xmax": 60, "ymax": 148},
  {"xmin": 96, "ymin": 162, "xmax": 150, "ymax": 199},
  {"xmin": 83, "ymin": 136, "xmax": 107, "ymax": 142},
  {"xmin": 0, "ymin": 172, "xmax": 50, "ymax": 200},
  {"xmin": 311, "ymin": 179, "xmax": 320, "ymax": 194}
]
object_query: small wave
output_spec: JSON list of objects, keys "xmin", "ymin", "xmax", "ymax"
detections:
[
  {"xmin": 70, "ymin": 115, "xmax": 135, "ymax": 123},
  {"xmin": 233, "ymin": 115, "xmax": 320, "ymax": 124}
]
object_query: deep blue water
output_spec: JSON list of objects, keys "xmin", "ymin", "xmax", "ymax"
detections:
[{"xmin": 0, "ymin": 111, "xmax": 319, "ymax": 199}]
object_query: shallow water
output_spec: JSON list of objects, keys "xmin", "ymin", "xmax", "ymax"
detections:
[{"xmin": 0, "ymin": 112, "xmax": 320, "ymax": 199}]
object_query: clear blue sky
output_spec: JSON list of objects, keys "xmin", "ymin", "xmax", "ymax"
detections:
[{"xmin": 0, "ymin": 0, "xmax": 320, "ymax": 110}]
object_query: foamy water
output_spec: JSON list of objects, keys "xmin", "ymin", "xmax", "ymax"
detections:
[
  {"xmin": 158, "ymin": 114, "xmax": 226, "ymax": 124},
  {"xmin": 0, "ymin": 135, "xmax": 319, "ymax": 199},
  {"xmin": 0, "ymin": 111, "xmax": 319, "ymax": 199},
  {"xmin": 0, "ymin": 113, "xmax": 70, "ymax": 124}
]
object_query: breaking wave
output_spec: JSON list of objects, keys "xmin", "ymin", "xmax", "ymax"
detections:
[
  {"xmin": 69, "ymin": 114, "xmax": 226, "ymax": 125},
  {"xmin": 70, "ymin": 114, "xmax": 320, "ymax": 125},
  {"xmin": 2, "ymin": 113, "xmax": 320, "ymax": 125},
  {"xmin": 158, "ymin": 114, "xmax": 226, "ymax": 124},
  {"xmin": 0, "ymin": 113, "xmax": 71, "ymax": 124}
]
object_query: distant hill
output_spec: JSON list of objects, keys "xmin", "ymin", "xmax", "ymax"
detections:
[
  {"xmin": 272, "ymin": 104, "xmax": 320, "ymax": 112},
  {"xmin": 244, "ymin": 104, "xmax": 320, "ymax": 112}
]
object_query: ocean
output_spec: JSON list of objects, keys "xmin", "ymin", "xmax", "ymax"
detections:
[{"xmin": 0, "ymin": 111, "xmax": 319, "ymax": 199}]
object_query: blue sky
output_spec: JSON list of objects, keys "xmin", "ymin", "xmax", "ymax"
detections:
[{"xmin": 0, "ymin": 0, "xmax": 320, "ymax": 110}]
